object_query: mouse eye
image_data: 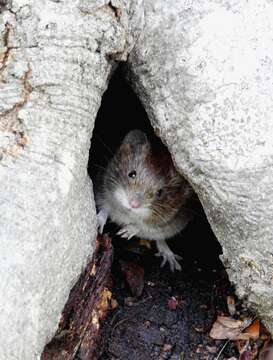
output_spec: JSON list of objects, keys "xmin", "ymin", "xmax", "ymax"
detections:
[
  {"xmin": 128, "ymin": 170, "xmax": 137, "ymax": 178},
  {"xmin": 156, "ymin": 189, "xmax": 163, "ymax": 197}
]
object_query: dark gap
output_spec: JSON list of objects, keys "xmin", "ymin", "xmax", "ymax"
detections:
[
  {"xmin": 88, "ymin": 66, "xmax": 222, "ymax": 270},
  {"xmin": 88, "ymin": 66, "xmax": 240, "ymax": 360}
]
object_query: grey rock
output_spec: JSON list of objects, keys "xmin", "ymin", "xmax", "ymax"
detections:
[
  {"xmin": 1, "ymin": 0, "xmax": 273, "ymax": 358},
  {"xmin": 127, "ymin": 0, "xmax": 273, "ymax": 333},
  {"xmin": 0, "ymin": 0, "xmax": 142, "ymax": 359}
]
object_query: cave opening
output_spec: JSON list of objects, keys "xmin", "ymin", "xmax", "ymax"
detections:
[
  {"xmin": 87, "ymin": 67, "xmax": 238, "ymax": 359},
  {"xmin": 88, "ymin": 66, "xmax": 222, "ymax": 272},
  {"xmin": 41, "ymin": 66, "xmax": 265, "ymax": 360}
]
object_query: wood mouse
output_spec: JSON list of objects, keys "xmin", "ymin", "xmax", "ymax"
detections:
[{"xmin": 95, "ymin": 129, "xmax": 193, "ymax": 271}]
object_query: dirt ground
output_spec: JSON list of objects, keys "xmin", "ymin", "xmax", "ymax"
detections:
[
  {"xmin": 98, "ymin": 212, "xmax": 246, "ymax": 360},
  {"xmin": 42, "ymin": 208, "xmax": 268, "ymax": 360}
]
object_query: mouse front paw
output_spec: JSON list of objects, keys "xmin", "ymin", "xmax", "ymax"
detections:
[
  {"xmin": 117, "ymin": 224, "xmax": 139, "ymax": 240},
  {"xmin": 97, "ymin": 208, "xmax": 108, "ymax": 234},
  {"xmin": 155, "ymin": 240, "xmax": 182, "ymax": 272},
  {"xmin": 155, "ymin": 251, "xmax": 182, "ymax": 272}
]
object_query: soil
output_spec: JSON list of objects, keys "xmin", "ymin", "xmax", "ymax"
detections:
[
  {"xmin": 41, "ymin": 207, "xmax": 266, "ymax": 360},
  {"xmin": 98, "ymin": 212, "xmax": 242, "ymax": 360}
]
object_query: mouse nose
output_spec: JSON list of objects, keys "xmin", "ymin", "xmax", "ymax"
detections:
[{"xmin": 129, "ymin": 199, "xmax": 141, "ymax": 208}]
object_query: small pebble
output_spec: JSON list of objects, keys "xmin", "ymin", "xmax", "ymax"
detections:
[
  {"xmin": 111, "ymin": 298, "xmax": 119, "ymax": 310},
  {"xmin": 124, "ymin": 297, "xmax": 135, "ymax": 307},
  {"xmin": 163, "ymin": 344, "xmax": 172, "ymax": 352}
]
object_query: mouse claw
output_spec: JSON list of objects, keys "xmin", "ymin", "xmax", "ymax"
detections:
[
  {"xmin": 117, "ymin": 225, "xmax": 138, "ymax": 240},
  {"xmin": 97, "ymin": 208, "xmax": 108, "ymax": 234},
  {"xmin": 155, "ymin": 240, "xmax": 182, "ymax": 272},
  {"xmin": 128, "ymin": 233, "xmax": 136, "ymax": 240},
  {"xmin": 117, "ymin": 228, "xmax": 128, "ymax": 237},
  {"xmin": 156, "ymin": 252, "xmax": 182, "ymax": 272},
  {"xmin": 121, "ymin": 233, "xmax": 136, "ymax": 239},
  {"xmin": 117, "ymin": 229, "xmax": 123, "ymax": 235},
  {"xmin": 160, "ymin": 255, "xmax": 167, "ymax": 268},
  {"xmin": 174, "ymin": 254, "xmax": 183, "ymax": 261}
]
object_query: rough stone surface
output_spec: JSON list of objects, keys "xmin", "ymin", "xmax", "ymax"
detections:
[
  {"xmin": 1, "ymin": 0, "xmax": 273, "ymax": 358},
  {"xmin": 127, "ymin": 0, "xmax": 273, "ymax": 333},
  {"xmin": 0, "ymin": 0, "xmax": 143, "ymax": 359}
]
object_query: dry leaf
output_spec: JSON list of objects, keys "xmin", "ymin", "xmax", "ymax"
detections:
[
  {"xmin": 250, "ymin": 343, "xmax": 258, "ymax": 359},
  {"xmin": 139, "ymin": 239, "xmax": 151, "ymax": 249},
  {"xmin": 195, "ymin": 345, "xmax": 206, "ymax": 354},
  {"xmin": 258, "ymin": 322, "xmax": 271, "ymax": 341},
  {"xmin": 236, "ymin": 339, "xmax": 249, "ymax": 354},
  {"xmin": 120, "ymin": 260, "xmax": 144, "ymax": 297},
  {"xmin": 210, "ymin": 316, "xmax": 243, "ymax": 340},
  {"xmin": 210, "ymin": 316, "xmax": 256, "ymax": 340},
  {"xmin": 240, "ymin": 350, "xmax": 254, "ymax": 360},
  {"xmin": 144, "ymin": 320, "xmax": 151, "ymax": 328},
  {"xmin": 206, "ymin": 345, "xmax": 217, "ymax": 354},
  {"xmin": 259, "ymin": 340, "xmax": 273, "ymax": 360},
  {"xmin": 194, "ymin": 326, "xmax": 205, "ymax": 333},
  {"xmin": 167, "ymin": 297, "xmax": 178, "ymax": 310},
  {"xmin": 124, "ymin": 297, "xmax": 135, "ymax": 307},
  {"xmin": 242, "ymin": 319, "xmax": 260, "ymax": 341},
  {"xmin": 163, "ymin": 344, "xmax": 172, "ymax": 352},
  {"xmin": 111, "ymin": 298, "xmax": 119, "ymax": 310}
]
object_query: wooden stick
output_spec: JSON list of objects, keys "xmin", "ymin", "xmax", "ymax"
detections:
[{"xmin": 41, "ymin": 234, "xmax": 113, "ymax": 360}]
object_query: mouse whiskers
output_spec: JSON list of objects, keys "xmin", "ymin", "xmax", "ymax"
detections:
[
  {"xmin": 93, "ymin": 134, "xmax": 115, "ymax": 157},
  {"xmin": 151, "ymin": 207, "xmax": 168, "ymax": 225},
  {"xmin": 104, "ymin": 175, "xmax": 119, "ymax": 188}
]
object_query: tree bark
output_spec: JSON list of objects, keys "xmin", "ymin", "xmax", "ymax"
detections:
[
  {"xmin": 1, "ymin": 0, "xmax": 273, "ymax": 358},
  {"xmin": 127, "ymin": 0, "xmax": 273, "ymax": 334},
  {"xmin": 0, "ymin": 0, "xmax": 143, "ymax": 359},
  {"xmin": 41, "ymin": 234, "xmax": 113, "ymax": 360}
]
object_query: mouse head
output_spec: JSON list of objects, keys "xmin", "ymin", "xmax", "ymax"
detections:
[{"xmin": 105, "ymin": 129, "xmax": 191, "ymax": 222}]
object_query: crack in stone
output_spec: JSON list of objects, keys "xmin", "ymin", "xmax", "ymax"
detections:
[
  {"xmin": 108, "ymin": 1, "xmax": 122, "ymax": 21},
  {"xmin": 0, "ymin": 22, "xmax": 12, "ymax": 75},
  {"xmin": 105, "ymin": 49, "xmax": 125, "ymax": 61},
  {"xmin": 0, "ymin": 64, "xmax": 32, "ymax": 160},
  {"xmin": 79, "ymin": 1, "xmax": 122, "ymax": 21},
  {"xmin": 0, "ymin": 118, "xmax": 28, "ymax": 160},
  {"xmin": 0, "ymin": 64, "xmax": 33, "ymax": 118}
]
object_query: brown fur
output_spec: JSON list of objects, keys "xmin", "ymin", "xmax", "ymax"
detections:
[
  {"xmin": 96, "ymin": 130, "xmax": 194, "ymax": 271},
  {"xmin": 100, "ymin": 130, "xmax": 192, "ymax": 227}
]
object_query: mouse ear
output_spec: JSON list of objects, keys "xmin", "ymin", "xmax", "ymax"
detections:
[{"xmin": 122, "ymin": 130, "xmax": 150, "ymax": 151}]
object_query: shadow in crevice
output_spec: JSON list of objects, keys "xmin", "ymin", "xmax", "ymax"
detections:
[
  {"xmin": 88, "ymin": 66, "xmax": 235, "ymax": 360},
  {"xmin": 88, "ymin": 67, "xmax": 155, "ymax": 178},
  {"xmin": 88, "ymin": 66, "xmax": 222, "ymax": 268}
]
